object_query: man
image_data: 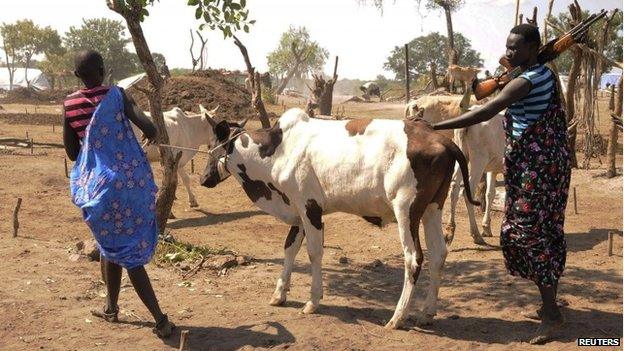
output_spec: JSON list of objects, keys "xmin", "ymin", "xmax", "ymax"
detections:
[
  {"xmin": 433, "ymin": 24, "xmax": 571, "ymax": 344},
  {"xmin": 63, "ymin": 50, "xmax": 174, "ymax": 338}
]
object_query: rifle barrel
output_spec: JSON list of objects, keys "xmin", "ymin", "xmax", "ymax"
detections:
[{"xmin": 571, "ymin": 10, "xmax": 607, "ymax": 37}]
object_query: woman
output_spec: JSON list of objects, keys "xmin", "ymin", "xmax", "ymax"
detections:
[
  {"xmin": 433, "ymin": 24, "xmax": 571, "ymax": 344},
  {"xmin": 63, "ymin": 50, "xmax": 174, "ymax": 338}
]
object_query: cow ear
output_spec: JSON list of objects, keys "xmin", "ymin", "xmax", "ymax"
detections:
[{"xmin": 199, "ymin": 104, "xmax": 217, "ymax": 128}]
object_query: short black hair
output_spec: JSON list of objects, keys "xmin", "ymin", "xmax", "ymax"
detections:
[
  {"xmin": 74, "ymin": 50, "xmax": 104, "ymax": 76},
  {"xmin": 510, "ymin": 24, "xmax": 541, "ymax": 46}
]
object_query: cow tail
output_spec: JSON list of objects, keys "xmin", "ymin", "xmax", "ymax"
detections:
[{"xmin": 446, "ymin": 140, "xmax": 480, "ymax": 206}]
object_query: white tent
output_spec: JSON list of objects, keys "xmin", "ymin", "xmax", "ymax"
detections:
[{"xmin": 0, "ymin": 67, "xmax": 51, "ymax": 90}]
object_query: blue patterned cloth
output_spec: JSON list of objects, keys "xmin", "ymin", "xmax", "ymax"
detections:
[{"xmin": 70, "ymin": 86, "xmax": 158, "ymax": 269}]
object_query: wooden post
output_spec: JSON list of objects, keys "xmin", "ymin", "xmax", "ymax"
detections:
[
  {"xmin": 607, "ymin": 77, "xmax": 622, "ymax": 178},
  {"xmin": 52, "ymin": 124, "xmax": 55, "ymax": 133},
  {"xmin": 191, "ymin": 159, "xmax": 194, "ymax": 174},
  {"xmin": 573, "ymin": 186, "xmax": 578, "ymax": 214},
  {"xmin": 404, "ymin": 43, "xmax": 410, "ymax": 103},
  {"xmin": 543, "ymin": 0, "xmax": 555, "ymax": 44},
  {"xmin": 13, "ymin": 198, "xmax": 22, "ymax": 238},
  {"xmin": 26, "ymin": 131, "xmax": 29, "ymax": 140},
  {"xmin": 608, "ymin": 232, "xmax": 614, "ymax": 256},
  {"xmin": 30, "ymin": 138, "xmax": 34, "ymax": 154},
  {"xmin": 515, "ymin": 0, "xmax": 521, "ymax": 26},
  {"xmin": 179, "ymin": 330, "xmax": 189, "ymax": 351},
  {"xmin": 64, "ymin": 157, "xmax": 69, "ymax": 178}
]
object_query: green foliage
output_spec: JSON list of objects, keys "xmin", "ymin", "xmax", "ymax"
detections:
[
  {"xmin": 384, "ymin": 32, "xmax": 483, "ymax": 80},
  {"xmin": 261, "ymin": 87, "xmax": 277, "ymax": 104},
  {"xmin": 266, "ymin": 26, "xmax": 329, "ymax": 79},
  {"xmin": 155, "ymin": 239, "xmax": 234, "ymax": 265},
  {"xmin": 64, "ymin": 18, "xmax": 141, "ymax": 80},
  {"xmin": 424, "ymin": 0, "xmax": 464, "ymax": 12}
]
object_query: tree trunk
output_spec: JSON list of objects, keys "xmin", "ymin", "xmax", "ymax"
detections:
[
  {"xmin": 3, "ymin": 37, "xmax": 14, "ymax": 90},
  {"xmin": 312, "ymin": 56, "xmax": 338, "ymax": 116},
  {"xmin": 567, "ymin": 46, "xmax": 582, "ymax": 169},
  {"xmin": 443, "ymin": 6, "xmax": 456, "ymax": 66},
  {"xmin": 24, "ymin": 55, "xmax": 31, "ymax": 87},
  {"xmin": 607, "ymin": 77, "xmax": 623, "ymax": 178},
  {"xmin": 112, "ymin": 4, "xmax": 181, "ymax": 234},
  {"xmin": 275, "ymin": 62, "xmax": 304, "ymax": 95},
  {"xmin": 429, "ymin": 62, "xmax": 439, "ymax": 89}
]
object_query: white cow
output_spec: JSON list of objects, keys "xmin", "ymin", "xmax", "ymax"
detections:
[
  {"xmin": 199, "ymin": 107, "xmax": 479, "ymax": 329},
  {"xmin": 445, "ymin": 111, "xmax": 505, "ymax": 245},
  {"xmin": 134, "ymin": 105, "xmax": 220, "ymax": 208}
]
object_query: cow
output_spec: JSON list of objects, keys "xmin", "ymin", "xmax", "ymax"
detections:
[
  {"xmin": 448, "ymin": 64, "xmax": 480, "ymax": 93},
  {"xmin": 198, "ymin": 107, "xmax": 479, "ymax": 329},
  {"xmin": 445, "ymin": 111, "xmax": 505, "ymax": 245},
  {"xmin": 134, "ymin": 105, "xmax": 220, "ymax": 208},
  {"xmin": 359, "ymin": 82, "xmax": 381, "ymax": 101}
]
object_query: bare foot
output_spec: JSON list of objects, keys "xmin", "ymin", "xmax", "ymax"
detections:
[{"xmin": 529, "ymin": 314, "xmax": 565, "ymax": 344}]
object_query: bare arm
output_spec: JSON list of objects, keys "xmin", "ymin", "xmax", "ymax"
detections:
[
  {"xmin": 433, "ymin": 77, "xmax": 532, "ymax": 130},
  {"xmin": 63, "ymin": 107, "xmax": 81, "ymax": 161},
  {"xmin": 119, "ymin": 88, "xmax": 157, "ymax": 140}
]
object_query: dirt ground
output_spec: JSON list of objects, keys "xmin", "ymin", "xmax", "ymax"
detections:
[{"xmin": 0, "ymin": 98, "xmax": 622, "ymax": 351}]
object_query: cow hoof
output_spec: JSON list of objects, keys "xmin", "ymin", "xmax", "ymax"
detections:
[
  {"xmin": 481, "ymin": 227, "xmax": 493, "ymax": 237},
  {"xmin": 189, "ymin": 202, "xmax": 199, "ymax": 208},
  {"xmin": 269, "ymin": 296, "xmax": 286, "ymax": 306},
  {"xmin": 301, "ymin": 301, "xmax": 318, "ymax": 314},
  {"xmin": 384, "ymin": 319, "xmax": 401, "ymax": 330},
  {"xmin": 416, "ymin": 314, "xmax": 434, "ymax": 327},
  {"xmin": 472, "ymin": 235, "xmax": 486, "ymax": 245}
]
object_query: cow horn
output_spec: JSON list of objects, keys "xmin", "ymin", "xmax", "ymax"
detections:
[
  {"xmin": 199, "ymin": 104, "xmax": 217, "ymax": 127},
  {"xmin": 209, "ymin": 105, "xmax": 220, "ymax": 117},
  {"xmin": 238, "ymin": 117, "xmax": 249, "ymax": 128}
]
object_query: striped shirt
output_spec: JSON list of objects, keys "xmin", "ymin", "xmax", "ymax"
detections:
[
  {"xmin": 64, "ymin": 86, "xmax": 111, "ymax": 139},
  {"xmin": 508, "ymin": 64, "xmax": 554, "ymax": 138}
]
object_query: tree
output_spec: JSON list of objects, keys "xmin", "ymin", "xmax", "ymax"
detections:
[
  {"xmin": 267, "ymin": 26, "xmax": 329, "ymax": 94},
  {"xmin": 384, "ymin": 32, "xmax": 482, "ymax": 80},
  {"xmin": 107, "ymin": 0, "xmax": 253, "ymax": 234},
  {"xmin": 427, "ymin": 0, "xmax": 465, "ymax": 67},
  {"xmin": 0, "ymin": 23, "xmax": 21, "ymax": 90},
  {"xmin": 64, "ymin": 18, "xmax": 141, "ymax": 81},
  {"xmin": 38, "ymin": 51, "xmax": 75, "ymax": 89},
  {"xmin": 364, "ymin": 0, "xmax": 464, "ymax": 68}
]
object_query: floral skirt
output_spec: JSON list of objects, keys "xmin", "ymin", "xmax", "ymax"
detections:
[{"xmin": 501, "ymin": 103, "xmax": 571, "ymax": 287}]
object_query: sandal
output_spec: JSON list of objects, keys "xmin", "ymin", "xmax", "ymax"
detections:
[
  {"xmin": 153, "ymin": 314, "xmax": 175, "ymax": 338},
  {"xmin": 90, "ymin": 305, "xmax": 119, "ymax": 323}
]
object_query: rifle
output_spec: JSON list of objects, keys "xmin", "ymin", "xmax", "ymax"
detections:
[{"xmin": 472, "ymin": 10, "xmax": 608, "ymax": 100}]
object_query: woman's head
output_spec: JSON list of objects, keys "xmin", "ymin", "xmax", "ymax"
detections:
[
  {"xmin": 505, "ymin": 24, "xmax": 541, "ymax": 68},
  {"xmin": 74, "ymin": 50, "xmax": 105, "ymax": 88}
]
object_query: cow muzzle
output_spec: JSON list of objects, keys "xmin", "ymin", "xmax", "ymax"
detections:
[{"xmin": 200, "ymin": 157, "xmax": 230, "ymax": 188}]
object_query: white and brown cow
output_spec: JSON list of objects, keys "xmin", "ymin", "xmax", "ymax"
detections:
[
  {"xmin": 134, "ymin": 105, "xmax": 220, "ymax": 208},
  {"xmin": 199, "ymin": 107, "xmax": 479, "ymax": 329},
  {"xmin": 445, "ymin": 111, "xmax": 505, "ymax": 245}
]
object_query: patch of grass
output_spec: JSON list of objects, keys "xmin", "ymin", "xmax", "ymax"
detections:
[{"xmin": 155, "ymin": 239, "xmax": 235, "ymax": 265}]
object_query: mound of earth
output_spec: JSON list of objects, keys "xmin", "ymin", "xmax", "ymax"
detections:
[
  {"xmin": 0, "ymin": 87, "xmax": 74, "ymax": 105},
  {"xmin": 128, "ymin": 70, "xmax": 255, "ymax": 121}
]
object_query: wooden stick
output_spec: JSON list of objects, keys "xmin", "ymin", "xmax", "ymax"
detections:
[
  {"xmin": 13, "ymin": 198, "xmax": 22, "ymax": 238},
  {"xmin": 404, "ymin": 44, "xmax": 410, "ymax": 103},
  {"xmin": 515, "ymin": 0, "xmax": 521, "ymax": 26},
  {"xmin": 190, "ymin": 159, "xmax": 194, "ymax": 174},
  {"xmin": 26, "ymin": 131, "xmax": 29, "ymax": 139},
  {"xmin": 30, "ymin": 138, "xmax": 34, "ymax": 154},
  {"xmin": 179, "ymin": 330, "xmax": 189, "ymax": 351},
  {"xmin": 573, "ymin": 186, "xmax": 578, "ymax": 214},
  {"xmin": 64, "ymin": 157, "xmax": 69, "ymax": 178},
  {"xmin": 608, "ymin": 232, "xmax": 614, "ymax": 256},
  {"xmin": 52, "ymin": 124, "xmax": 55, "ymax": 132}
]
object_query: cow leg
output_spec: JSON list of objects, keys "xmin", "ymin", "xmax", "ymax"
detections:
[
  {"xmin": 270, "ymin": 225, "xmax": 305, "ymax": 306},
  {"xmin": 418, "ymin": 203, "xmax": 448, "ymax": 326},
  {"xmin": 444, "ymin": 163, "xmax": 461, "ymax": 245},
  {"xmin": 481, "ymin": 172, "xmax": 496, "ymax": 237},
  {"xmin": 385, "ymin": 196, "xmax": 422, "ymax": 330},
  {"xmin": 464, "ymin": 158, "xmax": 487, "ymax": 243},
  {"xmin": 300, "ymin": 208, "xmax": 324, "ymax": 315},
  {"xmin": 178, "ymin": 166, "xmax": 198, "ymax": 208}
]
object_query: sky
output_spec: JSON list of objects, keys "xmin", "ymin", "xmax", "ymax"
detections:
[{"xmin": 1, "ymin": 0, "xmax": 622, "ymax": 80}]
